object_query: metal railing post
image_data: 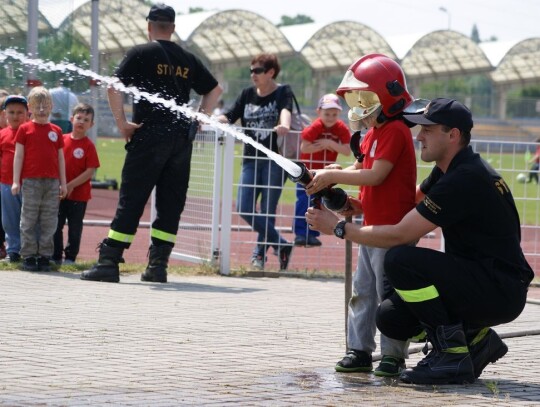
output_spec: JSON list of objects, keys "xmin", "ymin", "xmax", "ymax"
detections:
[
  {"xmin": 344, "ymin": 215, "xmax": 353, "ymax": 350},
  {"xmin": 219, "ymin": 131, "xmax": 235, "ymax": 275}
]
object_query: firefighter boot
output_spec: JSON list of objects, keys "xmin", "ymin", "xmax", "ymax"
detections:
[
  {"xmin": 141, "ymin": 245, "xmax": 172, "ymax": 283},
  {"xmin": 400, "ymin": 323, "xmax": 475, "ymax": 385},
  {"xmin": 467, "ymin": 328, "xmax": 508, "ymax": 378},
  {"xmin": 80, "ymin": 240, "xmax": 124, "ymax": 283}
]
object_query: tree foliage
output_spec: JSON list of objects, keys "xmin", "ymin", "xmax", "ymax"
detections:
[
  {"xmin": 188, "ymin": 7, "xmax": 205, "ymax": 14},
  {"xmin": 37, "ymin": 30, "xmax": 90, "ymax": 92},
  {"xmin": 277, "ymin": 14, "xmax": 314, "ymax": 27},
  {"xmin": 471, "ymin": 24, "xmax": 480, "ymax": 44}
]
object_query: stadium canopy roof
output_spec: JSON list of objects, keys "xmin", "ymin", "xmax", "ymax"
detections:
[
  {"xmin": 489, "ymin": 38, "xmax": 540, "ymax": 86},
  {"xmin": 2, "ymin": 2, "xmax": 540, "ymax": 90},
  {"xmin": 400, "ymin": 30, "xmax": 493, "ymax": 81},
  {"xmin": 180, "ymin": 10, "xmax": 295, "ymax": 68},
  {"xmin": 57, "ymin": 0, "xmax": 180, "ymax": 58},
  {"xmin": 0, "ymin": 0, "xmax": 53, "ymax": 48},
  {"xmin": 281, "ymin": 21, "xmax": 396, "ymax": 74},
  {"xmin": 57, "ymin": 4, "xmax": 295, "ymax": 69}
]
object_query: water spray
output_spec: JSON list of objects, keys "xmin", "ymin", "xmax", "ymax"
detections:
[
  {"xmin": 2, "ymin": 49, "xmax": 362, "ymax": 211},
  {"xmin": 0, "ymin": 48, "xmax": 304, "ymax": 180}
]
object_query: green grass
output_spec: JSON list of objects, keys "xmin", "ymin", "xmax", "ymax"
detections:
[
  {"xmin": 0, "ymin": 260, "xmax": 220, "ymax": 276},
  {"xmin": 95, "ymin": 137, "xmax": 539, "ymax": 225},
  {"xmin": 95, "ymin": 137, "xmax": 126, "ymax": 182}
]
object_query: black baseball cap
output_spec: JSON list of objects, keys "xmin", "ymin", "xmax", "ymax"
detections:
[
  {"xmin": 2, "ymin": 95, "xmax": 28, "ymax": 110},
  {"xmin": 403, "ymin": 97, "xmax": 473, "ymax": 132},
  {"xmin": 146, "ymin": 3, "xmax": 175, "ymax": 22}
]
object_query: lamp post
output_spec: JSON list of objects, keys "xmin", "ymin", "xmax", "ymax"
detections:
[
  {"xmin": 90, "ymin": 0, "xmax": 99, "ymax": 144},
  {"xmin": 439, "ymin": 7, "xmax": 451, "ymax": 30},
  {"xmin": 26, "ymin": 0, "xmax": 42, "ymax": 88}
]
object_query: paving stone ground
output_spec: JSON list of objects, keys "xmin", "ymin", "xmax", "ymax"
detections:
[{"xmin": 0, "ymin": 271, "xmax": 539, "ymax": 406}]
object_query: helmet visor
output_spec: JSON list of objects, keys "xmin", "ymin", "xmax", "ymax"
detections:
[
  {"xmin": 337, "ymin": 70, "xmax": 369, "ymax": 94},
  {"xmin": 348, "ymin": 104, "xmax": 382, "ymax": 130},
  {"xmin": 344, "ymin": 90, "xmax": 381, "ymax": 121}
]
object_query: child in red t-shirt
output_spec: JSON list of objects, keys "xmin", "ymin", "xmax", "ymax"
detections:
[
  {"xmin": 293, "ymin": 94, "xmax": 351, "ymax": 247},
  {"xmin": 527, "ymin": 136, "xmax": 540, "ymax": 184},
  {"xmin": 53, "ymin": 103, "xmax": 100, "ymax": 264},
  {"xmin": 0, "ymin": 95, "xmax": 29, "ymax": 262},
  {"xmin": 305, "ymin": 55, "xmax": 417, "ymax": 377},
  {"xmin": 0, "ymin": 92, "xmax": 9, "ymax": 259},
  {"xmin": 12, "ymin": 86, "xmax": 67, "ymax": 271}
]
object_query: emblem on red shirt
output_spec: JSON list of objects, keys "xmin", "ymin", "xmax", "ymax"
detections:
[{"xmin": 73, "ymin": 148, "xmax": 84, "ymax": 159}]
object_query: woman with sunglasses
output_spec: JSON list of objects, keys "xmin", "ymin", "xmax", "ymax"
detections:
[{"xmin": 217, "ymin": 53, "xmax": 294, "ymax": 271}]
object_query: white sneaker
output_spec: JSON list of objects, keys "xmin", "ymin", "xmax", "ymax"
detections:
[{"xmin": 250, "ymin": 256, "xmax": 264, "ymax": 270}]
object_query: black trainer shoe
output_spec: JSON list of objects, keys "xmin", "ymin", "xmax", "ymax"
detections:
[
  {"xmin": 335, "ymin": 350, "xmax": 373, "ymax": 373},
  {"xmin": 278, "ymin": 245, "xmax": 293, "ymax": 270},
  {"xmin": 37, "ymin": 256, "xmax": 51, "ymax": 272},
  {"xmin": 22, "ymin": 256, "xmax": 39, "ymax": 271},
  {"xmin": 52, "ymin": 257, "xmax": 63, "ymax": 265},
  {"xmin": 294, "ymin": 236, "xmax": 322, "ymax": 247},
  {"xmin": 374, "ymin": 355, "xmax": 406, "ymax": 377},
  {"xmin": 7, "ymin": 253, "xmax": 21, "ymax": 263},
  {"xmin": 306, "ymin": 235, "xmax": 322, "ymax": 247}
]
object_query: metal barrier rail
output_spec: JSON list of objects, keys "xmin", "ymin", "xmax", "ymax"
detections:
[{"xmin": 146, "ymin": 126, "xmax": 539, "ymax": 276}]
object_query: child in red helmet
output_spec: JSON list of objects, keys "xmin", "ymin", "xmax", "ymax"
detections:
[{"xmin": 305, "ymin": 54, "xmax": 417, "ymax": 377}]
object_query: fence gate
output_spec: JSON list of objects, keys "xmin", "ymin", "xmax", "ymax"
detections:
[{"xmin": 161, "ymin": 126, "xmax": 225, "ymax": 265}]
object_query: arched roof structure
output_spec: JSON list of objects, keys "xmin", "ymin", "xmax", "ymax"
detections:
[
  {"xmin": 401, "ymin": 30, "xmax": 493, "ymax": 81},
  {"xmin": 3, "ymin": 2, "xmax": 540, "ymax": 93},
  {"xmin": 281, "ymin": 21, "xmax": 396, "ymax": 74},
  {"xmin": 0, "ymin": 1, "xmax": 53, "ymax": 48},
  {"xmin": 490, "ymin": 38, "xmax": 540, "ymax": 86},
  {"xmin": 57, "ymin": 0, "xmax": 180, "ymax": 59},
  {"xmin": 182, "ymin": 10, "xmax": 295, "ymax": 69}
]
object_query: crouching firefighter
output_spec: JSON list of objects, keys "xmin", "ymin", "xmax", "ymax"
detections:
[
  {"xmin": 306, "ymin": 97, "xmax": 534, "ymax": 384},
  {"xmin": 80, "ymin": 2, "xmax": 222, "ymax": 283}
]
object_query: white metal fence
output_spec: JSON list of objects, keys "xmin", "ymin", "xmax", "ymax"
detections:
[{"xmin": 167, "ymin": 126, "xmax": 539, "ymax": 276}]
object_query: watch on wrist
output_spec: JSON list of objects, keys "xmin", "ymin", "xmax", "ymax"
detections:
[{"xmin": 334, "ymin": 220, "xmax": 347, "ymax": 239}]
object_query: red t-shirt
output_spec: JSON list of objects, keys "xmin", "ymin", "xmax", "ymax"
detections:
[
  {"xmin": 16, "ymin": 121, "xmax": 64, "ymax": 180},
  {"xmin": 300, "ymin": 118, "xmax": 351, "ymax": 170},
  {"xmin": 63, "ymin": 134, "xmax": 100, "ymax": 202},
  {"xmin": 359, "ymin": 119, "xmax": 416, "ymax": 226},
  {"xmin": 0, "ymin": 126, "xmax": 18, "ymax": 184}
]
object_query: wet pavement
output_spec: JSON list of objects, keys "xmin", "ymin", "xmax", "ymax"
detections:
[{"xmin": 0, "ymin": 270, "xmax": 539, "ymax": 406}]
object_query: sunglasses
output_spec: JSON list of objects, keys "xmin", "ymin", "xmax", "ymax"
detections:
[{"xmin": 249, "ymin": 67, "xmax": 266, "ymax": 75}]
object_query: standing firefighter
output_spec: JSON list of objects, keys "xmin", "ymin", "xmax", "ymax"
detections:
[{"xmin": 81, "ymin": 3, "xmax": 222, "ymax": 283}]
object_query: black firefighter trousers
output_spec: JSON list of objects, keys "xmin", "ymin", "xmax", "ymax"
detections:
[
  {"xmin": 107, "ymin": 128, "xmax": 193, "ymax": 249},
  {"xmin": 376, "ymin": 245, "xmax": 531, "ymax": 341}
]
